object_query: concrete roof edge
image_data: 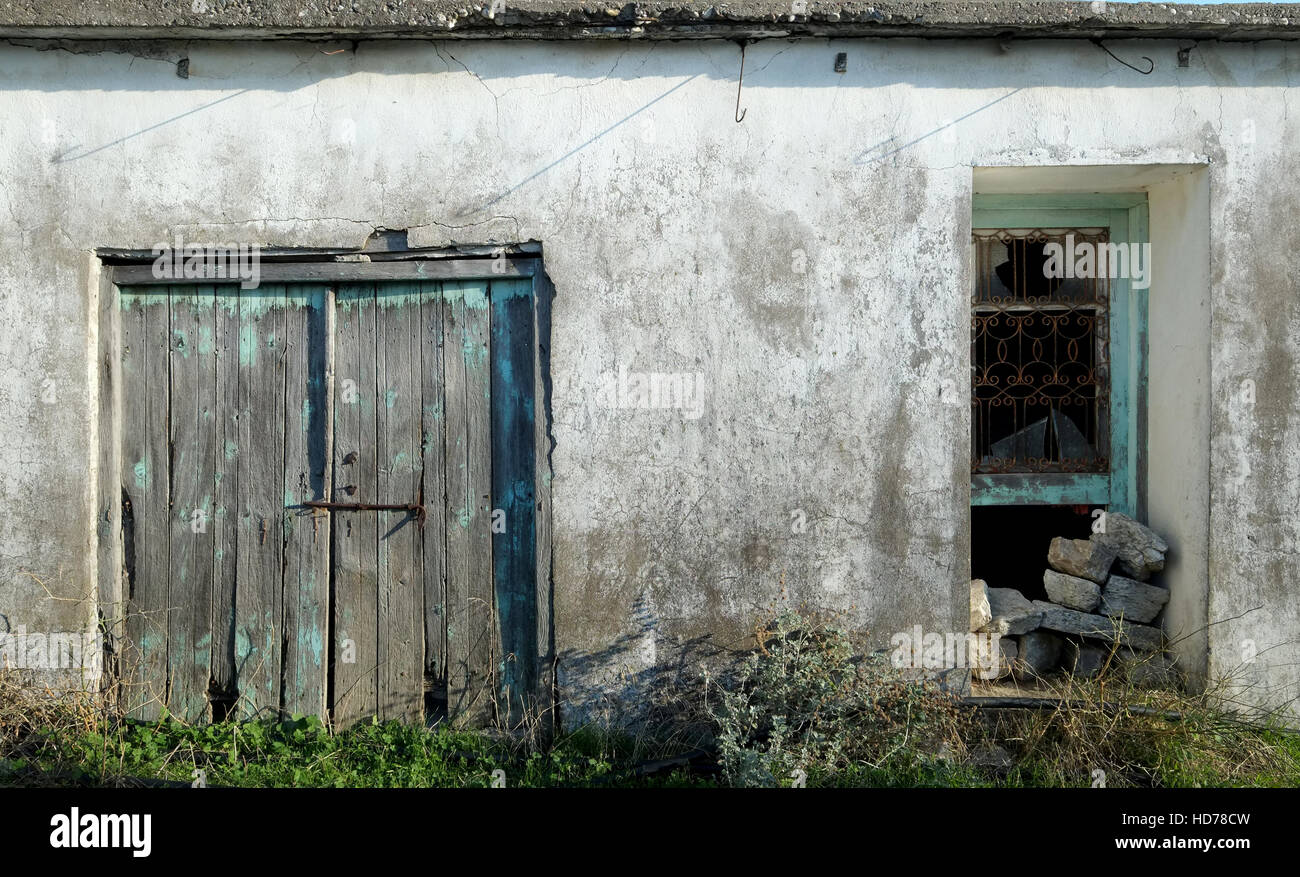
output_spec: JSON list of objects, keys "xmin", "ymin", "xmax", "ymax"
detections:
[{"xmin": 1, "ymin": 2, "xmax": 1299, "ymax": 42}]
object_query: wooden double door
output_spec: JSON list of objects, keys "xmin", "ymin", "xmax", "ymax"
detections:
[{"xmin": 116, "ymin": 276, "xmax": 541, "ymax": 727}]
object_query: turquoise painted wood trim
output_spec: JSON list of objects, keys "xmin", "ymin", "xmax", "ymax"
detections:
[
  {"xmin": 1130, "ymin": 201, "xmax": 1150, "ymax": 521},
  {"xmin": 970, "ymin": 474, "xmax": 1111, "ymax": 506},
  {"xmin": 971, "ymin": 198, "xmax": 1149, "ymax": 513},
  {"xmin": 973, "ymin": 209, "xmax": 1114, "ymax": 229},
  {"xmin": 489, "ymin": 277, "xmax": 538, "ymax": 716},
  {"xmin": 1106, "ymin": 207, "xmax": 1135, "ymax": 517},
  {"xmin": 973, "ymin": 193, "xmax": 1148, "ymax": 210}
]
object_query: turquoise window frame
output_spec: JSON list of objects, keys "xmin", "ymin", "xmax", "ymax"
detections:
[{"xmin": 970, "ymin": 193, "xmax": 1148, "ymax": 517}]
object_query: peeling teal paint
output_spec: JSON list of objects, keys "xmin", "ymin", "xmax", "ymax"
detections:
[
  {"xmin": 285, "ymin": 287, "xmax": 326, "ymax": 310},
  {"xmin": 172, "ymin": 329, "xmax": 190, "ymax": 358},
  {"xmin": 335, "ymin": 287, "xmax": 371, "ymax": 312},
  {"xmin": 133, "ymin": 458, "xmax": 150, "ymax": 489},
  {"xmin": 462, "ymin": 336, "xmax": 488, "ymax": 369},
  {"xmin": 497, "ymin": 358, "xmax": 514, "ymax": 385},
  {"xmin": 239, "ymin": 325, "xmax": 259, "ymax": 367},
  {"xmin": 238, "ymin": 292, "xmax": 283, "ymax": 319},
  {"xmin": 384, "ymin": 389, "xmax": 397, "ymax": 409},
  {"xmin": 235, "ymin": 629, "xmax": 254, "ymax": 663},
  {"xmin": 299, "ymin": 570, "xmax": 324, "ymax": 667},
  {"xmin": 224, "ymin": 440, "xmax": 239, "ymax": 461},
  {"xmin": 119, "ymin": 291, "xmax": 169, "ymax": 311},
  {"xmin": 462, "ymin": 284, "xmax": 489, "ymax": 310},
  {"xmin": 300, "ymin": 399, "xmax": 312, "ymax": 434},
  {"xmin": 373, "ymin": 286, "xmax": 443, "ymax": 309},
  {"xmin": 491, "ymin": 279, "xmax": 533, "ymax": 300}
]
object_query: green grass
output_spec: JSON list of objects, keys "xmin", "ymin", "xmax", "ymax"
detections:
[
  {"xmin": 2, "ymin": 710, "xmax": 1298, "ymax": 788},
  {"xmin": 1151, "ymin": 726, "xmax": 1300, "ymax": 788},
  {"xmin": 0, "ymin": 714, "xmax": 721, "ymax": 788}
]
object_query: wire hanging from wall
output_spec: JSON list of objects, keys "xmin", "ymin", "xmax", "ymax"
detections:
[
  {"xmin": 1092, "ymin": 39, "xmax": 1155, "ymax": 75},
  {"xmin": 734, "ymin": 40, "xmax": 748, "ymax": 123}
]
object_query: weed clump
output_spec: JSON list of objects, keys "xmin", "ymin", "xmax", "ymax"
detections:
[{"xmin": 706, "ymin": 610, "xmax": 971, "ymax": 787}]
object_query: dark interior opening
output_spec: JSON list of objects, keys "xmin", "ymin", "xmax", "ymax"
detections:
[{"xmin": 971, "ymin": 505, "xmax": 1098, "ymax": 602}]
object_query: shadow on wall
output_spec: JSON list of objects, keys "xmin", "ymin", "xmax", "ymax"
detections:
[
  {"xmin": 556, "ymin": 594, "xmax": 738, "ymax": 734},
  {"xmin": 11, "ymin": 38, "xmax": 1222, "ymax": 205}
]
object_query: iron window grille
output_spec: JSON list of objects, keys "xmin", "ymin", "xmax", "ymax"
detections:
[{"xmin": 971, "ymin": 228, "xmax": 1111, "ymax": 475}]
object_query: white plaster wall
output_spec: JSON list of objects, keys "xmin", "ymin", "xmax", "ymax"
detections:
[
  {"xmin": 0, "ymin": 36, "xmax": 1295, "ymax": 722},
  {"xmin": 1148, "ymin": 169, "xmax": 1212, "ymax": 692}
]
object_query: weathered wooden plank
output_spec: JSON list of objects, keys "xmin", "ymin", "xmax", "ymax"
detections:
[
  {"xmin": 119, "ymin": 287, "xmax": 172, "ymax": 720},
  {"xmin": 234, "ymin": 285, "xmax": 287, "ymax": 718},
  {"xmin": 532, "ymin": 272, "xmax": 555, "ymax": 734},
  {"xmin": 332, "ymin": 284, "xmax": 379, "ymax": 727},
  {"xmin": 210, "ymin": 291, "xmax": 240, "ymax": 710},
  {"xmin": 1130, "ymin": 201, "xmax": 1150, "ymax": 523},
  {"xmin": 97, "ymin": 269, "xmax": 124, "ymax": 704},
  {"xmin": 444, "ymin": 282, "xmax": 495, "ymax": 726},
  {"xmin": 419, "ymin": 282, "xmax": 447, "ymax": 692},
  {"xmin": 112, "ymin": 258, "xmax": 537, "ymax": 287},
  {"xmin": 375, "ymin": 285, "xmax": 425, "ymax": 723},
  {"xmin": 490, "ymin": 279, "xmax": 537, "ymax": 727},
  {"xmin": 167, "ymin": 285, "xmax": 218, "ymax": 723},
  {"xmin": 281, "ymin": 285, "xmax": 332, "ymax": 719},
  {"xmin": 969, "ymin": 473, "xmax": 1111, "ymax": 505}
]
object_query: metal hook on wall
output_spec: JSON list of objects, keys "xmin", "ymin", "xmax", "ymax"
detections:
[
  {"xmin": 1092, "ymin": 38, "xmax": 1154, "ymax": 75},
  {"xmin": 735, "ymin": 40, "xmax": 749, "ymax": 123}
]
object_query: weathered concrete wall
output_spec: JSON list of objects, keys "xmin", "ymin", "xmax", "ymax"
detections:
[
  {"xmin": 0, "ymin": 35, "xmax": 1296, "ymax": 723},
  {"xmin": 1208, "ymin": 84, "xmax": 1300, "ymax": 719},
  {"xmin": 1148, "ymin": 169, "xmax": 1212, "ymax": 692}
]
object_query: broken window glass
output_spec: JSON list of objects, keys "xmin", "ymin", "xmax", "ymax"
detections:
[{"xmin": 971, "ymin": 228, "xmax": 1110, "ymax": 474}]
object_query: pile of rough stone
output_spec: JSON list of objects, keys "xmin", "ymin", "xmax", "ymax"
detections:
[{"xmin": 970, "ymin": 512, "xmax": 1178, "ymax": 686}]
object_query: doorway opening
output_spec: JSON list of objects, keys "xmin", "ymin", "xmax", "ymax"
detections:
[{"xmin": 971, "ymin": 505, "xmax": 1096, "ymax": 603}]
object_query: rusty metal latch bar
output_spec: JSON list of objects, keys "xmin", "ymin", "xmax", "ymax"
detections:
[{"xmin": 303, "ymin": 499, "xmax": 426, "ymax": 525}]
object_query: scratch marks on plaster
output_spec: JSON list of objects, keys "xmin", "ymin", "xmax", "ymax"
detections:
[
  {"xmin": 855, "ymin": 88, "xmax": 1025, "ymax": 165},
  {"xmin": 50, "ymin": 89, "xmax": 252, "ymax": 164},
  {"xmin": 459, "ymin": 73, "xmax": 700, "ymax": 219}
]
